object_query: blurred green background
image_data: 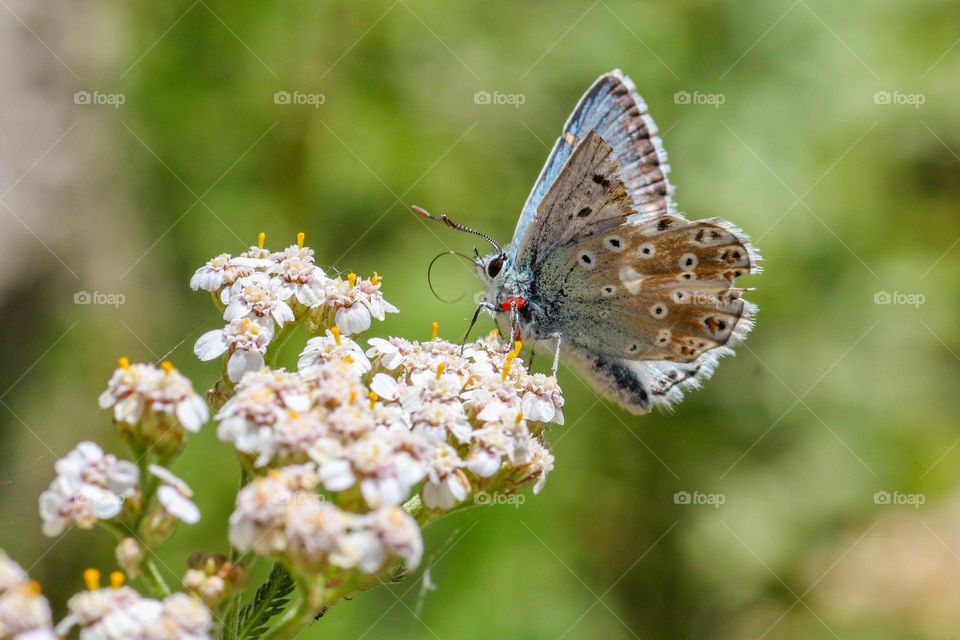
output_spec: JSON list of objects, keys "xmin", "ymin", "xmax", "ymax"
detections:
[{"xmin": 1, "ymin": 1, "xmax": 959, "ymax": 638}]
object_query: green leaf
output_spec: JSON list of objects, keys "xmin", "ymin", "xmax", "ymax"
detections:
[{"xmin": 236, "ymin": 563, "xmax": 295, "ymax": 640}]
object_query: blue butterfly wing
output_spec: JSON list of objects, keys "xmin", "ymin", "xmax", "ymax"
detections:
[{"xmin": 509, "ymin": 69, "xmax": 674, "ymax": 257}]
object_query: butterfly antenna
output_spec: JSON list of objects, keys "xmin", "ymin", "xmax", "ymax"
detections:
[
  {"xmin": 411, "ymin": 205, "xmax": 503, "ymax": 255},
  {"xmin": 426, "ymin": 251, "xmax": 474, "ymax": 304}
]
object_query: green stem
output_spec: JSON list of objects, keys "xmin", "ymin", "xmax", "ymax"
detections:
[
  {"xmin": 222, "ymin": 464, "xmax": 253, "ymax": 639},
  {"xmin": 144, "ymin": 558, "xmax": 172, "ymax": 596}
]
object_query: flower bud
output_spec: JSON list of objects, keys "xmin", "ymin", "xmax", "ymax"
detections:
[{"xmin": 115, "ymin": 538, "xmax": 144, "ymax": 579}]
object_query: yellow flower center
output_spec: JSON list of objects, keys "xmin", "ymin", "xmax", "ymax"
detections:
[
  {"xmin": 296, "ymin": 231, "xmax": 305, "ymax": 248},
  {"xmin": 258, "ymin": 232, "xmax": 266, "ymax": 249},
  {"xmin": 118, "ymin": 356, "xmax": 130, "ymax": 370},
  {"xmin": 110, "ymin": 571, "xmax": 125, "ymax": 589},
  {"xmin": 83, "ymin": 568, "xmax": 101, "ymax": 591}
]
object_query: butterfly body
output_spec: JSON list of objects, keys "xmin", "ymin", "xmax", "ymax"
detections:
[{"xmin": 425, "ymin": 70, "xmax": 760, "ymax": 414}]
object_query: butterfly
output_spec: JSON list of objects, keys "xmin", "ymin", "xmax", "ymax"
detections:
[{"xmin": 414, "ymin": 69, "xmax": 760, "ymax": 414}]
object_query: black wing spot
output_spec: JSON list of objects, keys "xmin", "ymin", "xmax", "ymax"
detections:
[
  {"xmin": 657, "ymin": 218, "xmax": 672, "ymax": 231},
  {"xmin": 592, "ymin": 174, "xmax": 611, "ymax": 187},
  {"xmin": 576, "ymin": 206, "xmax": 592, "ymax": 218},
  {"xmin": 580, "ymin": 253, "xmax": 593, "ymax": 265}
]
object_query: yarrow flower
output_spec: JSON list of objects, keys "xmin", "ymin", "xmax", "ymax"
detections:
[
  {"xmin": 190, "ymin": 253, "xmax": 272, "ymax": 293},
  {"xmin": 57, "ymin": 569, "xmax": 212, "ymax": 640},
  {"xmin": 221, "ymin": 272, "xmax": 295, "ymax": 329},
  {"xmin": 0, "ymin": 552, "xmax": 56, "ymax": 640},
  {"xmin": 10, "ymin": 235, "xmax": 567, "ymax": 640},
  {"xmin": 229, "ymin": 465, "xmax": 422, "ymax": 577},
  {"xmin": 320, "ymin": 272, "xmax": 398, "ymax": 335},
  {"xmin": 39, "ymin": 442, "xmax": 138, "ymax": 537},
  {"xmin": 98, "ymin": 359, "xmax": 209, "ymax": 434},
  {"xmin": 195, "ymin": 317, "xmax": 273, "ymax": 382}
]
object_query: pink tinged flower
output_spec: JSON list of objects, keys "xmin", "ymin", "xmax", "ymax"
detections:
[
  {"xmin": 194, "ymin": 318, "xmax": 273, "ymax": 382},
  {"xmin": 149, "ymin": 465, "xmax": 200, "ymax": 525},
  {"xmin": 191, "ymin": 254, "xmax": 272, "ymax": 292},
  {"xmin": 40, "ymin": 442, "xmax": 139, "ymax": 536},
  {"xmin": 189, "ymin": 253, "xmax": 232, "ymax": 292},
  {"xmin": 276, "ymin": 258, "xmax": 328, "ymax": 307},
  {"xmin": 222, "ymin": 273, "xmax": 295, "ymax": 329}
]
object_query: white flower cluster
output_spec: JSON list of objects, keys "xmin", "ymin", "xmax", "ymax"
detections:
[
  {"xmin": 58, "ymin": 572, "xmax": 211, "ymax": 640},
  {"xmin": 38, "ymin": 442, "xmax": 138, "ymax": 537},
  {"xmin": 0, "ymin": 553, "xmax": 56, "ymax": 640},
  {"xmin": 38, "ymin": 443, "xmax": 199, "ymax": 539},
  {"xmin": 98, "ymin": 360, "xmax": 208, "ymax": 434},
  {"xmin": 220, "ymin": 324, "xmax": 563, "ymax": 582},
  {"xmin": 192, "ymin": 235, "xmax": 397, "ymax": 382},
  {"xmin": 229, "ymin": 465, "xmax": 421, "ymax": 576}
]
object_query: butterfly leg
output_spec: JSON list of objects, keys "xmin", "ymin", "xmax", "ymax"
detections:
[
  {"xmin": 461, "ymin": 301, "xmax": 496, "ymax": 354},
  {"xmin": 550, "ymin": 332, "xmax": 562, "ymax": 377}
]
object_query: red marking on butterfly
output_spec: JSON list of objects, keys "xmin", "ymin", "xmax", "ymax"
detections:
[{"xmin": 500, "ymin": 296, "xmax": 527, "ymax": 312}]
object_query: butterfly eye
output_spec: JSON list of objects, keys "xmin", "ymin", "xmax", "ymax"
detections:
[{"xmin": 486, "ymin": 256, "xmax": 504, "ymax": 279}]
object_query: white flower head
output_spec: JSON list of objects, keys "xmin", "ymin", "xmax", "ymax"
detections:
[
  {"xmin": 216, "ymin": 369, "xmax": 314, "ymax": 465},
  {"xmin": 0, "ymin": 553, "xmax": 55, "ymax": 639},
  {"xmin": 323, "ymin": 273, "xmax": 397, "ymax": 335},
  {"xmin": 60, "ymin": 576, "xmax": 213, "ymax": 640},
  {"xmin": 222, "ymin": 272, "xmax": 295, "ymax": 330},
  {"xmin": 39, "ymin": 443, "xmax": 139, "ymax": 537},
  {"xmin": 298, "ymin": 329, "xmax": 370, "ymax": 378},
  {"xmin": 98, "ymin": 359, "xmax": 209, "ymax": 433},
  {"xmin": 276, "ymin": 257, "xmax": 328, "ymax": 308},
  {"xmin": 190, "ymin": 253, "xmax": 272, "ymax": 292},
  {"xmin": 194, "ymin": 318, "xmax": 274, "ymax": 382}
]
